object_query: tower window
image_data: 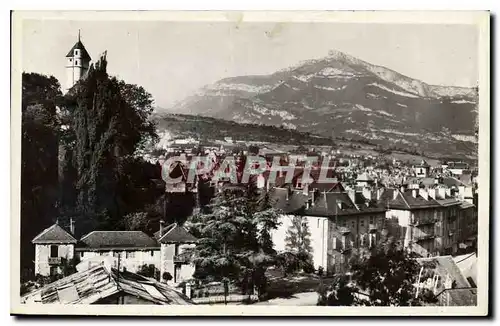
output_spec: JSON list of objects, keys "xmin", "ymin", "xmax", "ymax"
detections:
[
  {"xmin": 75, "ymin": 60, "xmax": 79, "ymax": 65},
  {"xmin": 74, "ymin": 49, "xmax": 79, "ymax": 55},
  {"xmin": 69, "ymin": 58, "xmax": 72, "ymax": 62}
]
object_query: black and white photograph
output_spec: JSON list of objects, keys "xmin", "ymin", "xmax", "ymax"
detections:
[{"xmin": 10, "ymin": 11, "xmax": 490, "ymax": 316}]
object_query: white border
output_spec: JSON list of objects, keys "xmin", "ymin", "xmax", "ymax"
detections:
[{"xmin": 9, "ymin": 10, "xmax": 490, "ymax": 317}]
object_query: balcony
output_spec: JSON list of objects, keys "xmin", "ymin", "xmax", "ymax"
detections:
[
  {"xmin": 173, "ymin": 255, "xmax": 190, "ymax": 264},
  {"xmin": 413, "ymin": 219, "xmax": 437, "ymax": 226},
  {"xmin": 414, "ymin": 234, "xmax": 436, "ymax": 242},
  {"xmin": 338, "ymin": 227, "xmax": 351, "ymax": 235},
  {"xmin": 48, "ymin": 257, "xmax": 62, "ymax": 265}
]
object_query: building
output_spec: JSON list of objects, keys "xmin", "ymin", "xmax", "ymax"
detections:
[
  {"xmin": 75, "ymin": 231, "xmax": 161, "ymax": 273},
  {"xmin": 21, "ymin": 265, "xmax": 194, "ymax": 305},
  {"xmin": 65, "ymin": 31, "xmax": 92, "ymax": 92},
  {"xmin": 156, "ymin": 223, "xmax": 198, "ymax": 284},
  {"xmin": 271, "ymin": 187, "xmax": 387, "ymax": 275},
  {"xmin": 31, "ymin": 222, "xmax": 198, "ymax": 285},
  {"xmin": 412, "ymin": 159, "xmax": 431, "ymax": 178},
  {"xmin": 31, "ymin": 223, "xmax": 77, "ymax": 277},
  {"xmin": 381, "ymin": 187, "xmax": 463, "ymax": 257}
]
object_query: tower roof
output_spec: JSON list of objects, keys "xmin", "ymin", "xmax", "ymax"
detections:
[{"xmin": 66, "ymin": 40, "xmax": 91, "ymax": 61}]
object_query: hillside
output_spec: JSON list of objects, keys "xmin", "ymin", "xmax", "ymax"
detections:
[
  {"xmin": 167, "ymin": 50, "xmax": 478, "ymax": 159},
  {"xmin": 153, "ymin": 113, "xmax": 336, "ymax": 146}
]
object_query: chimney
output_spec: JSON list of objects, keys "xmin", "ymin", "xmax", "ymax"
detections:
[
  {"xmin": 323, "ymin": 191, "xmax": 328, "ymax": 210},
  {"xmin": 428, "ymin": 188, "xmax": 436, "ymax": 200},
  {"xmin": 160, "ymin": 220, "xmax": 165, "ymax": 237},
  {"xmin": 70, "ymin": 217, "xmax": 75, "ymax": 235},
  {"xmin": 412, "ymin": 189, "xmax": 417, "ymax": 198},
  {"xmin": 55, "ymin": 218, "xmax": 59, "ymax": 225},
  {"xmin": 438, "ymin": 187, "xmax": 446, "ymax": 199},
  {"xmin": 376, "ymin": 188, "xmax": 383, "ymax": 201},
  {"xmin": 362, "ymin": 187, "xmax": 371, "ymax": 201},
  {"xmin": 419, "ymin": 188, "xmax": 428, "ymax": 201},
  {"xmin": 393, "ymin": 189, "xmax": 399, "ymax": 200},
  {"xmin": 347, "ymin": 189, "xmax": 356, "ymax": 204}
]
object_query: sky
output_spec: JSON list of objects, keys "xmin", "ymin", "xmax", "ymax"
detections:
[{"xmin": 22, "ymin": 19, "xmax": 479, "ymax": 109}]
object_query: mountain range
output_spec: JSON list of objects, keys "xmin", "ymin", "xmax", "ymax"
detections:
[{"xmin": 162, "ymin": 50, "xmax": 478, "ymax": 158}]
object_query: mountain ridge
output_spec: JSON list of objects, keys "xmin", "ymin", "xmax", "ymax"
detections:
[{"xmin": 160, "ymin": 49, "xmax": 478, "ymax": 158}]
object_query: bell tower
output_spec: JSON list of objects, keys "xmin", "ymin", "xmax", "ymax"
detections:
[{"xmin": 65, "ymin": 30, "xmax": 92, "ymax": 92}]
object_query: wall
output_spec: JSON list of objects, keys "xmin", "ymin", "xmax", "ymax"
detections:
[
  {"xmin": 77, "ymin": 249, "xmax": 160, "ymax": 274},
  {"xmin": 34, "ymin": 244, "xmax": 74, "ymax": 276},
  {"xmin": 271, "ymin": 214, "xmax": 329, "ymax": 272},
  {"xmin": 160, "ymin": 243, "xmax": 195, "ymax": 284}
]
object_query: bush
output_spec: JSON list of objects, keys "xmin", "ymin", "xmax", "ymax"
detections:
[
  {"xmin": 162, "ymin": 272, "xmax": 173, "ymax": 282},
  {"xmin": 317, "ymin": 266, "xmax": 324, "ymax": 277}
]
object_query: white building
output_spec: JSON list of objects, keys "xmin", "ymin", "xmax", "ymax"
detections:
[{"xmin": 65, "ymin": 31, "xmax": 91, "ymax": 92}]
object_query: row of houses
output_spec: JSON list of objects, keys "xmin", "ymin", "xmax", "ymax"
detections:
[{"xmin": 32, "ymin": 221, "xmax": 197, "ymax": 284}]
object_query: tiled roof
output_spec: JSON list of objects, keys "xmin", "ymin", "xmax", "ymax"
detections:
[
  {"xmin": 21, "ymin": 265, "xmax": 194, "ymax": 305},
  {"xmin": 66, "ymin": 40, "xmax": 91, "ymax": 61},
  {"xmin": 271, "ymin": 188, "xmax": 385, "ymax": 217},
  {"xmin": 78, "ymin": 231, "xmax": 159, "ymax": 250},
  {"xmin": 32, "ymin": 224, "xmax": 77, "ymax": 244},
  {"xmin": 379, "ymin": 189, "xmax": 444, "ymax": 210},
  {"xmin": 158, "ymin": 223, "xmax": 198, "ymax": 244}
]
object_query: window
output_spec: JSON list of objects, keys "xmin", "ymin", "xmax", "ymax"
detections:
[
  {"xmin": 369, "ymin": 216, "xmax": 374, "ymax": 224},
  {"xmin": 69, "ymin": 58, "xmax": 72, "ymax": 62},
  {"xmin": 150, "ymin": 250, "xmax": 155, "ymax": 257},
  {"xmin": 75, "ymin": 60, "xmax": 79, "ymax": 65},
  {"xmin": 80, "ymin": 252, "xmax": 84, "ymax": 258},
  {"xmin": 126, "ymin": 251, "xmax": 135, "ymax": 259},
  {"xmin": 360, "ymin": 219, "xmax": 365, "ymax": 227},
  {"xmin": 351, "ymin": 221, "xmax": 356, "ymax": 228},
  {"xmin": 342, "ymin": 220, "xmax": 347, "ymax": 227},
  {"xmin": 50, "ymin": 245, "xmax": 58, "ymax": 258},
  {"xmin": 74, "ymin": 49, "xmax": 79, "ymax": 55}
]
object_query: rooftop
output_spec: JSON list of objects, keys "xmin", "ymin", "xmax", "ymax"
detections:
[
  {"xmin": 78, "ymin": 231, "xmax": 159, "ymax": 250},
  {"xmin": 21, "ymin": 265, "xmax": 194, "ymax": 305},
  {"xmin": 32, "ymin": 224, "xmax": 77, "ymax": 244}
]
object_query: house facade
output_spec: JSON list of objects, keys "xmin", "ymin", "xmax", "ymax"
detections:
[
  {"xmin": 32, "ymin": 223, "xmax": 77, "ymax": 276},
  {"xmin": 271, "ymin": 186, "xmax": 387, "ymax": 275},
  {"xmin": 381, "ymin": 186, "xmax": 463, "ymax": 257},
  {"xmin": 31, "ymin": 221, "xmax": 198, "ymax": 285}
]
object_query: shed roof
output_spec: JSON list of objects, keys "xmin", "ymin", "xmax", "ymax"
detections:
[
  {"xmin": 32, "ymin": 224, "xmax": 77, "ymax": 244},
  {"xmin": 21, "ymin": 265, "xmax": 194, "ymax": 305}
]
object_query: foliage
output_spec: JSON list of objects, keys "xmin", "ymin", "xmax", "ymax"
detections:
[
  {"xmin": 317, "ymin": 275, "xmax": 357, "ymax": 306},
  {"xmin": 162, "ymin": 272, "xmax": 173, "ymax": 282},
  {"xmin": 186, "ymin": 180, "xmax": 281, "ymax": 298},
  {"xmin": 318, "ymin": 238, "xmax": 438, "ymax": 306},
  {"xmin": 137, "ymin": 264, "xmax": 160, "ymax": 280},
  {"xmin": 21, "ymin": 73, "xmax": 62, "ymax": 269},
  {"xmin": 285, "ymin": 215, "xmax": 313, "ymax": 256},
  {"xmin": 276, "ymin": 251, "xmax": 315, "ymax": 276},
  {"xmin": 60, "ymin": 56, "xmax": 160, "ymax": 232}
]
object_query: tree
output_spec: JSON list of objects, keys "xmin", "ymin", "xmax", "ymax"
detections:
[
  {"xmin": 61, "ymin": 54, "xmax": 159, "ymax": 232},
  {"xmin": 137, "ymin": 264, "xmax": 160, "ymax": 280},
  {"xmin": 285, "ymin": 214, "xmax": 313, "ymax": 257},
  {"xmin": 318, "ymin": 239, "xmax": 437, "ymax": 306},
  {"xmin": 317, "ymin": 275, "xmax": 357, "ymax": 306},
  {"xmin": 186, "ymin": 182, "xmax": 281, "ymax": 299},
  {"xmin": 21, "ymin": 73, "xmax": 62, "ymax": 271}
]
